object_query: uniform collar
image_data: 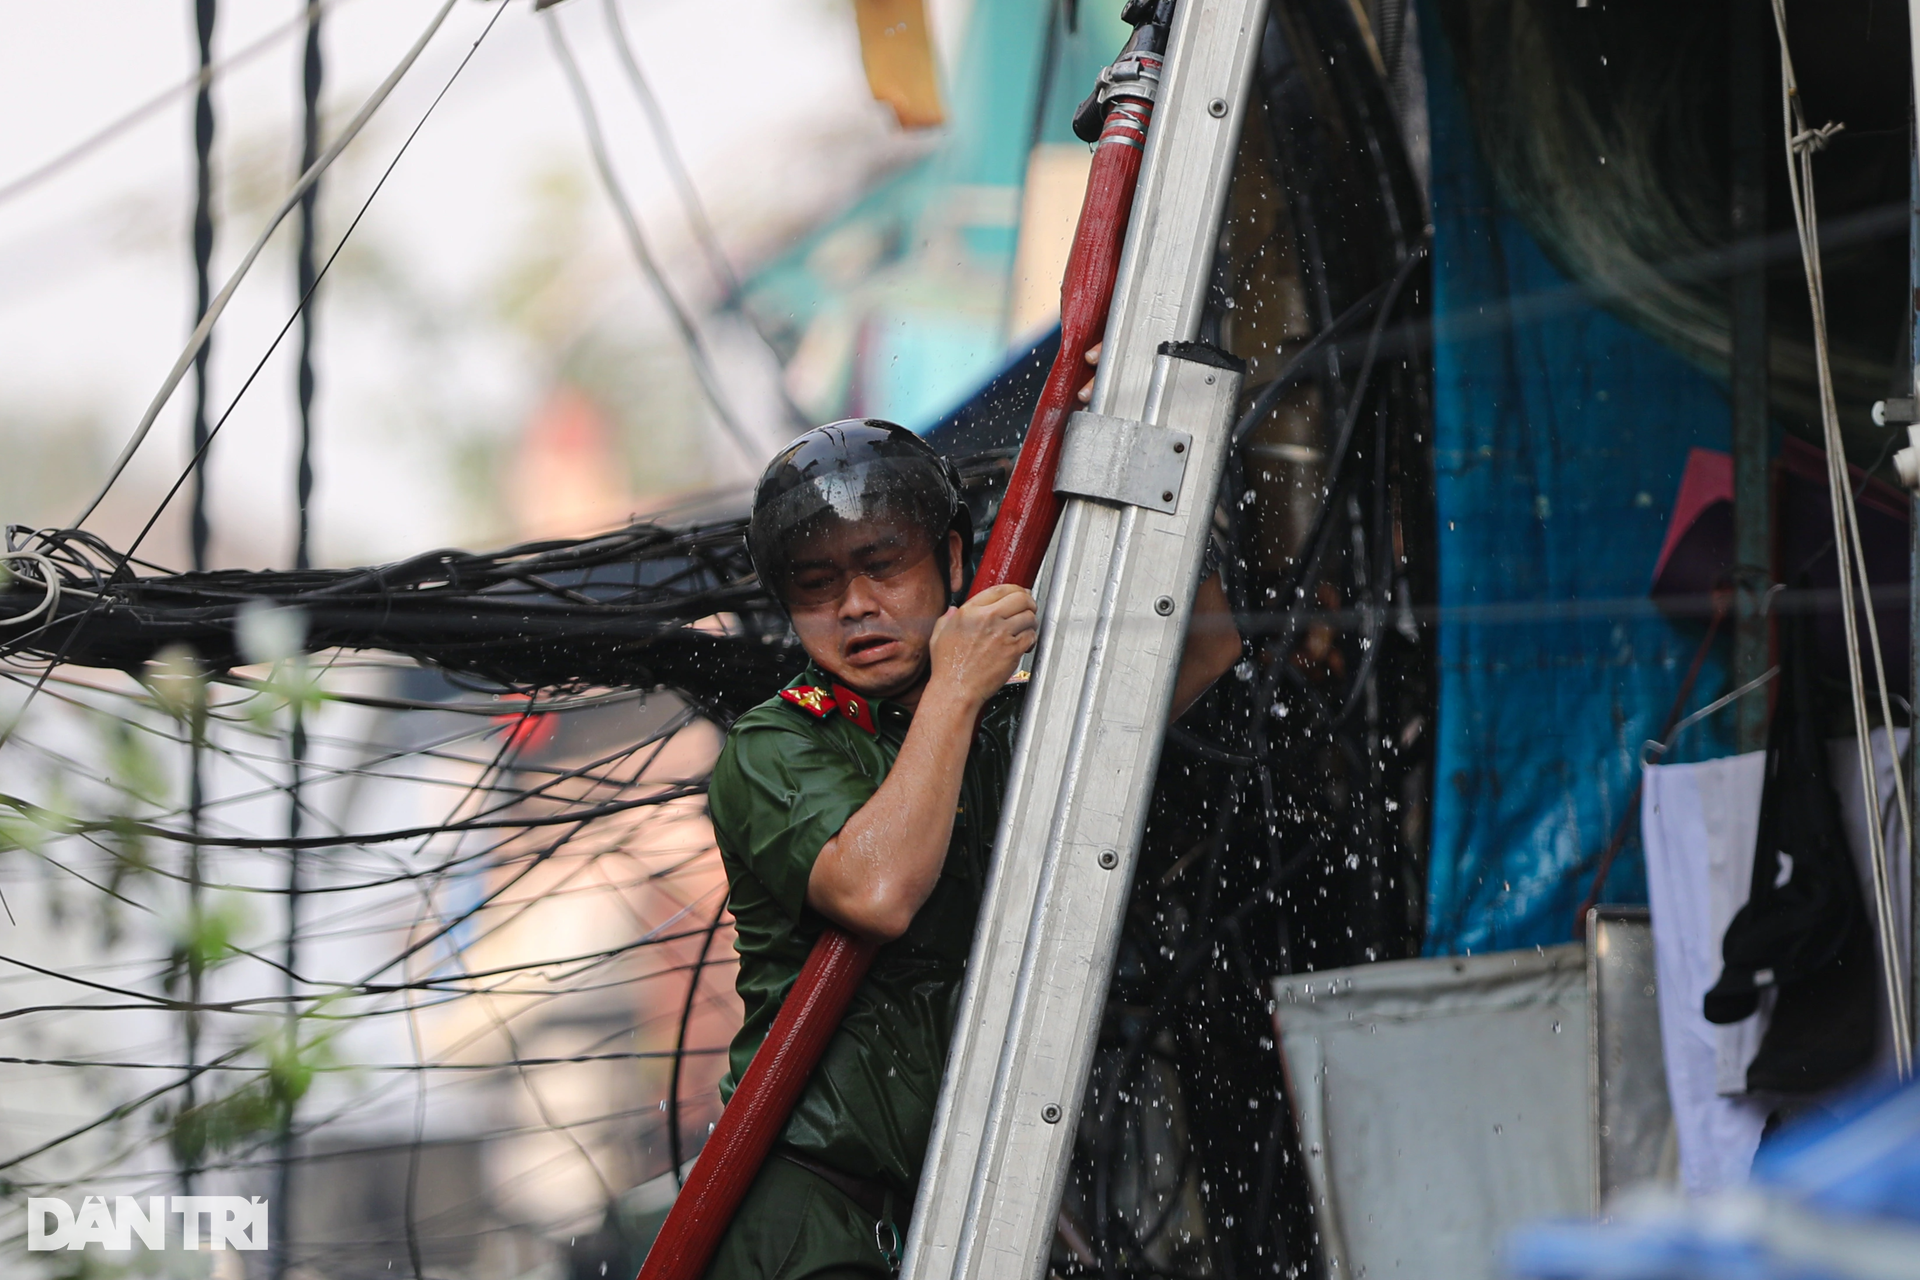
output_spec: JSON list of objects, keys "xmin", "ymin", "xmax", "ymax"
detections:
[{"xmin": 777, "ymin": 667, "xmax": 901, "ymax": 736}]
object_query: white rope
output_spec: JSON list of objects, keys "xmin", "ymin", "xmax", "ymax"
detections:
[
  {"xmin": 1769, "ymin": 0, "xmax": 1914, "ymax": 1080},
  {"xmin": 0, "ymin": 554, "xmax": 61, "ymax": 629},
  {"xmin": 72, "ymin": 0, "xmax": 462, "ymax": 531}
]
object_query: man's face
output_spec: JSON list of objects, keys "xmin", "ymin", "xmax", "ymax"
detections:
[{"xmin": 784, "ymin": 519, "xmax": 963, "ymax": 701}]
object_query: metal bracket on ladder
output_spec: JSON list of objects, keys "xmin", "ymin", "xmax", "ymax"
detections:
[
  {"xmin": 1056, "ymin": 342, "xmax": 1246, "ymax": 514},
  {"xmin": 902, "ymin": 2, "xmax": 1267, "ymax": 1276},
  {"xmin": 1056, "ymin": 407, "xmax": 1192, "ymax": 513}
]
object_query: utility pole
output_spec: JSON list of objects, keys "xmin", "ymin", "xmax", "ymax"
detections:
[{"xmin": 904, "ymin": 1, "xmax": 1267, "ymax": 1275}]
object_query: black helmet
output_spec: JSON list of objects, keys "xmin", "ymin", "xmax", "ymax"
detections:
[{"xmin": 747, "ymin": 419, "xmax": 970, "ymax": 608}]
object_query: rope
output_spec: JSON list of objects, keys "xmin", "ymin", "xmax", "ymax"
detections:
[{"xmin": 1769, "ymin": 0, "xmax": 1913, "ymax": 1080}]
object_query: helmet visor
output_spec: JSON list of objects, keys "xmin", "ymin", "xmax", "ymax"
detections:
[{"xmin": 752, "ymin": 456, "xmax": 954, "ymax": 607}]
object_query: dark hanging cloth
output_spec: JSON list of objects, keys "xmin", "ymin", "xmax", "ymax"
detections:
[{"xmin": 1702, "ymin": 609, "xmax": 1877, "ymax": 1094}]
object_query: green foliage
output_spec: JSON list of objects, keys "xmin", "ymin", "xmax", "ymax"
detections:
[
  {"xmin": 0, "ymin": 799, "xmax": 62, "ymax": 856},
  {"xmin": 162, "ymin": 898, "xmax": 250, "ymax": 995},
  {"xmin": 159, "ymin": 1016, "xmax": 339, "ymax": 1172},
  {"xmin": 98, "ymin": 715, "xmax": 168, "ymax": 808},
  {"xmin": 240, "ymin": 657, "xmax": 329, "ymax": 732}
]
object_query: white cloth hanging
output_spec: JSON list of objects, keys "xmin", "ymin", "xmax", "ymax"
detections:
[{"xmin": 1640, "ymin": 729, "xmax": 1909, "ymax": 1198}]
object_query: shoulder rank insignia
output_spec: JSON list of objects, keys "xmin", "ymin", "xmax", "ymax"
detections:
[
  {"xmin": 778, "ymin": 685, "xmax": 837, "ymax": 718},
  {"xmin": 830, "ymin": 684, "xmax": 877, "ymax": 735}
]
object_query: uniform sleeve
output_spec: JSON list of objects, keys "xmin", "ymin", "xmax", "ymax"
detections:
[{"xmin": 709, "ymin": 719, "xmax": 878, "ymax": 923}]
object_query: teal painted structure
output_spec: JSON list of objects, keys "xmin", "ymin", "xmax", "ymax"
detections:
[{"xmin": 743, "ymin": 1, "xmax": 1129, "ymax": 432}]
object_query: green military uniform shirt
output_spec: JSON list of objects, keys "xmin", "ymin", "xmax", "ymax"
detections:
[{"xmin": 708, "ymin": 664, "xmax": 1024, "ymax": 1193}]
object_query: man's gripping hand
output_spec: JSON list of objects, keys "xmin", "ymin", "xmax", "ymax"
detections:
[{"xmin": 926, "ymin": 584, "xmax": 1037, "ymax": 709}]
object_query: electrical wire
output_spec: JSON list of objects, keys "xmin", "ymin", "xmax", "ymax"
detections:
[
  {"xmin": 1770, "ymin": 0, "xmax": 1914, "ymax": 1079},
  {"xmin": 275, "ymin": 6, "xmax": 324, "ymax": 1267},
  {"xmin": 600, "ymin": 0, "xmax": 808, "ymax": 431},
  {"xmin": 72, "ymin": 0, "xmax": 462, "ymax": 531},
  {"xmin": 0, "ymin": 2, "xmax": 350, "ymax": 209},
  {"xmin": 544, "ymin": 9, "xmax": 763, "ymax": 464}
]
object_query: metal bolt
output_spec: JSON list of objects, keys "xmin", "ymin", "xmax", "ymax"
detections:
[
  {"xmin": 1041, "ymin": 1103, "xmax": 1063, "ymax": 1124},
  {"xmin": 1098, "ymin": 848, "xmax": 1119, "ymax": 870},
  {"xmin": 1154, "ymin": 595, "xmax": 1174, "ymax": 616},
  {"xmin": 1172, "ymin": 441, "xmax": 1185, "ymax": 453},
  {"xmin": 1161, "ymin": 490, "xmax": 1175, "ymax": 503},
  {"xmin": 1207, "ymin": 97, "xmax": 1228, "ymax": 118},
  {"xmin": 1205, "ymin": 375, "xmax": 1216, "ymax": 385}
]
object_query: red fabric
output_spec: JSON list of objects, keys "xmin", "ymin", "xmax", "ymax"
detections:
[
  {"xmin": 777, "ymin": 686, "xmax": 838, "ymax": 718},
  {"xmin": 1652, "ymin": 447, "xmax": 1732, "ymax": 587},
  {"xmin": 830, "ymin": 683, "xmax": 878, "ymax": 734}
]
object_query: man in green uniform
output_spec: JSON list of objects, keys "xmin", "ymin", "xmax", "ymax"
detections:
[{"xmin": 706, "ymin": 420, "xmax": 1240, "ymax": 1278}]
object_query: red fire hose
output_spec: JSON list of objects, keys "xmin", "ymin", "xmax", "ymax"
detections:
[
  {"xmin": 634, "ymin": 53, "xmax": 1160, "ymax": 1280},
  {"xmin": 969, "ymin": 97, "xmax": 1153, "ymax": 594}
]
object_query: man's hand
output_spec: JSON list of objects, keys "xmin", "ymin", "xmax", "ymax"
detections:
[
  {"xmin": 926, "ymin": 584, "xmax": 1037, "ymax": 709},
  {"xmin": 1077, "ymin": 342, "xmax": 1102, "ymax": 404}
]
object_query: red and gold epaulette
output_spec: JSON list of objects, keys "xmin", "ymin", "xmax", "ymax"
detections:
[
  {"xmin": 777, "ymin": 682, "xmax": 879, "ymax": 734},
  {"xmin": 829, "ymin": 683, "xmax": 876, "ymax": 735},
  {"xmin": 778, "ymin": 685, "xmax": 837, "ymax": 718}
]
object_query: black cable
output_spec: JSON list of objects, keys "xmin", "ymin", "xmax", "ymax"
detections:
[
  {"xmin": 275, "ymin": 9, "xmax": 323, "ymax": 1276},
  {"xmin": 600, "ymin": 0, "xmax": 807, "ymax": 431},
  {"xmin": 545, "ymin": 11, "xmax": 761, "ymax": 462},
  {"xmin": 294, "ymin": 2, "xmax": 322, "ymax": 575},
  {"xmin": 189, "ymin": 0, "xmax": 217, "ymax": 575},
  {"xmin": 180, "ymin": 0, "xmax": 217, "ymax": 1201},
  {"xmin": 668, "ymin": 895, "xmax": 730, "ymax": 1187}
]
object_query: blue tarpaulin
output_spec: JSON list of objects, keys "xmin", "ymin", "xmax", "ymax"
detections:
[{"xmin": 1419, "ymin": 8, "xmax": 1736, "ymax": 955}]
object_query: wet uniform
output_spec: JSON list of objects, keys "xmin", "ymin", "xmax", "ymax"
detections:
[{"xmin": 704, "ymin": 665, "xmax": 1023, "ymax": 1279}]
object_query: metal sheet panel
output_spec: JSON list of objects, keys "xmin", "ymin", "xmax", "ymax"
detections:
[
  {"xmin": 1587, "ymin": 907, "xmax": 1677, "ymax": 1207},
  {"xmin": 1274, "ymin": 946, "xmax": 1592, "ymax": 1280}
]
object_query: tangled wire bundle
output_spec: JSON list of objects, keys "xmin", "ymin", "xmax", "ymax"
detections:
[{"xmin": 1, "ymin": 519, "xmax": 791, "ymax": 717}]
